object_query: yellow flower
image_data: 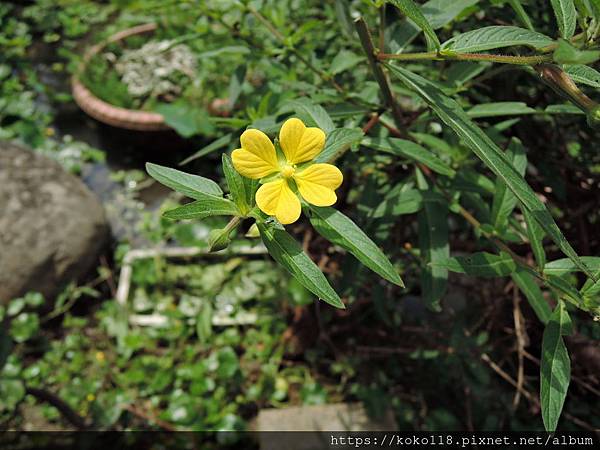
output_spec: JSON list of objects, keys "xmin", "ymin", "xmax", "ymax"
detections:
[{"xmin": 231, "ymin": 118, "xmax": 343, "ymax": 224}]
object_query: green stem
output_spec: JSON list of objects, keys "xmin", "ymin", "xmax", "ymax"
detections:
[{"xmin": 378, "ymin": 51, "xmax": 552, "ymax": 65}]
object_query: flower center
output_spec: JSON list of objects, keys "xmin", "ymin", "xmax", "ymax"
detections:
[{"xmin": 281, "ymin": 164, "xmax": 295, "ymax": 178}]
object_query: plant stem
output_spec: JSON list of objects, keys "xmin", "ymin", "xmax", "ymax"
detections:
[
  {"xmin": 355, "ymin": 18, "xmax": 405, "ymax": 128},
  {"xmin": 378, "ymin": 51, "xmax": 552, "ymax": 65}
]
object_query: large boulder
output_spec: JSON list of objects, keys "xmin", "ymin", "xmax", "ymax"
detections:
[{"xmin": 0, "ymin": 141, "xmax": 109, "ymax": 304}]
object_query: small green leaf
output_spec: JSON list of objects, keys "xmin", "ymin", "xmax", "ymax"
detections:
[
  {"xmin": 163, "ymin": 199, "xmax": 239, "ymax": 220},
  {"xmin": 467, "ymin": 102, "xmax": 536, "ymax": 118},
  {"xmin": 257, "ymin": 223, "xmax": 344, "ymax": 309},
  {"xmin": 550, "ymin": 0, "xmax": 577, "ymax": 39},
  {"xmin": 386, "ymin": 64, "xmax": 594, "ymax": 279},
  {"xmin": 490, "ymin": 138, "xmax": 527, "ymax": 230},
  {"xmin": 432, "ymin": 251, "xmax": 516, "ymax": 277},
  {"xmin": 563, "ymin": 64, "xmax": 600, "ymax": 88},
  {"xmin": 363, "ymin": 137, "xmax": 456, "ymax": 177},
  {"xmin": 507, "ymin": 0, "xmax": 535, "ymax": 31},
  {"xmin": 441, "ymin": 26, "xmax": 553, "ymax": 53},
  {"xmin": 180, "ymin": 134, "xmax": 233, "ymax": 166},
  {"xmin": 523, "ymin": 206, "xmax": 547, "ymax": 269},
  {"xmin": 222, "ymin": 154, "xmax": 248, "ymax": 214},
  {"xmin": 308, "ymin": 206, "xmax": 404, "ymax": 286},
  {"xmin": 553, "ymin": 39, "xmax": 600, "ymax": 65},
  {"xmin": 288, "ymin": 99, "xmax": 335, "ymax": 134},
  {"xmin": 315, "ymin": 128, "xmax": 364, "ymax": 163},
  {"xmin": 540, "ymin": 300, "xmax": 572, "ymax": 432},
  {"xmin": 387, "ymin": 0, "xmax": 441, "ymax": 50},
  {"xmin": 511, "ymin": 268, "xmax": 552, "ymax": 324},
  {"xmin": 330, "ymin": 50, "xmax": 363, "ymax": 75},
  {"xmin": 146, "ymin": 163, "xmax": 223, "ymax": 198},
  {"xmin": 418, "ymin": 190, "xmax": 449, "ymax": 311},
  {"xmin": 155, "ymin": 101, "xmax": 214, "ymax": 137},
  {"xmin": 543, "ymin": 257, "xmax": 600, "ymax": 276},
  {"xmin": 373, "ymin": 188, "xmax": 423, "ymax": 219}
]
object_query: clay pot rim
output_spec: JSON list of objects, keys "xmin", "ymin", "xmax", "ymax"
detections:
[{"xmin": 71, "ymin": 23, "xmax": 172, "ymax": 132}]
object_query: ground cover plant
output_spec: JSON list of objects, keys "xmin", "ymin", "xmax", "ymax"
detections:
[{"xmin": 1, "ymin": 0, "xmax": 599, "ymax": 442}]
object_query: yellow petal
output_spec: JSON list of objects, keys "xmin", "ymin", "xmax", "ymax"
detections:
[
  {"xmin": 231, "ymin": 129, "xmax": 278, "ymax": 179},
  {"xmin": 294, "ymin": 163, "xmax": 343, "ymax": 207},
  {"xmin": 255, "ymin": 179, "xmax": 301, "ymax": 225},
  {"xmin": 279, "ymin": 118, "xmax": 326, "ymax": 165}
]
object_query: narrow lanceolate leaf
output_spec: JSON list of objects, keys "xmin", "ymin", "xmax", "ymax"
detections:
[
  {"xmin": 257, "ymin": 223, "xmax": 344, "ymax": 308},
  {"xmin": 315, "ymin": 127, "xmax": 364, "ymax": 163},
  {"xmin": 432, "ymin": 252, "xmax": 516, "ymax": 277},
  {"xmin": 363, "ymin": 137, "xmax": 456, "ymax": 177},
  {"xmin": 541, "ymin": 301, "xmax": 572, "ymax": 432},
  {"xmin": 387, "ymin": 0, "xmax": 441, "ymax": 50},
  {"xmin": 146, "ymin": 163, "xmax": 223, "ymax": 199},
  {"xmin": 222, "ymin": 154, "xmax": 248, "ymax": 214},
  {"xmin": 522, "ymin": 206, "xmax": 546, "ymax": 269},
  {"xmin": 418, "ymin": 190, "xmax": 449, "ymax": 311},
  {"xmin": 543, "ymin": 257, "xmax": 600, "ymax": 276},
  {"xmin": 507, "ymin": 0, "xmax": 535, "ymax": 31},
  {"xmin": 550, "ymin": 0, "xmax": 577, "ymax": 39},
  {"xmin": 163, "ymin": 198, "xmax": 239, "ymax": 220},
  {"xmin": 563, "ymin": 64, "xmax": 600, "ymax": 88},
  {"xmin": 441, "ymin": 26, "xmax": 553, "ymax": 53},
  {"xmin": 308, "ymin": 206, "xmax": 404, "ymax": 287},
  {"xmin": 511, "ymin": 268, "xmax": 551, "ymax": 324},
  {"xmin": 386, "ymin": 64, "xmax": 594, "ymax": 280},
  {"xmin": 490, "ymin": 138, "xmax": 527, "ymax": 230},
  {"xmin": 288, "ymin": 98, "xmax": 335, "ymax": 134},
  {"xmin": 467, "ymin": 102, "xmax": 536, "ymax": 118}
]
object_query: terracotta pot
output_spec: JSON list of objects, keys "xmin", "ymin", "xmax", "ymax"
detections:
[{"xmin": 71, "ymin": 23, "xmax": 171, "ymax": 131}]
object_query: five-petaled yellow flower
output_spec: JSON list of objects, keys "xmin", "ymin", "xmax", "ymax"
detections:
[{"xmin": 232, "ymin": 118, "xmax": 343, "ymax": 224}]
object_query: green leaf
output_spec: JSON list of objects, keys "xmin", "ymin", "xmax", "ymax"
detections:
[
  {"xmin": 543, "ymin": 257, "xmax": 600, "ymax": 276},
  {"xmin": 155, "ymin": 102, "xmax": 214, "ymax": 137},
  {"xmin": 288, "ymin": 98, "xmax": 335, "ymax": 134},
  {"xmin": 163, "ymin": 198, "xmax": 239, "ymax": 220},
  {"xmin": 373, "ymin": 188, "xmax": 423, "ymax": 219},
  {"xmin": 363, "ymin": 137, "xmax": 456, "ymax": 177},
  {"xmin": 523, "ymin": 206, "xmax": 547, "ymax": 269},
  {"xmin": 146, "ymin": 163, "xmax": 223, "ymax": 198},
  {"xmin": 540, "ymin": 300, "xmax": 572, "ymax": 432},
  {"xmin": 563, "ymin": 64, "xmax": 600, "ymax": 88},
  {"xmin": 387, "ymin": 0, "xmax": 441, "ymax": 50},
  {"xmin": 307, "ymin": 206, "xmax": 404, "ymax": 286},
  {"xmin": 315, "ymin": 127, "xmax": 364, "ymax": 163},
  {"xmin": 550, "ymin": 0, "xmax": 577, "ymax": 39},
  {"xmin": 490, "ymin": 138, "xmax": 527, "ymax": 230},
  {"xmin": 418, "ymin": 190, "xmax": 449, "ymax": 310},
  {"xmin": 553, "ymin": 39, "xmax": 600, "ymax": 65},
  {"xmin": 386, "ymin": 64, "xmax": 594, "ymax": 279},
  {"xmin": 546, "ymin": 274, "xmax": 586, "ymax": 306},
  {"xmin": 179, "ymin": 134, "xmax": 233, "ymax": 166},
  {"xmin": 507, "ymin": 0, "xmax": 535, "ymax": 31},
  {"xmin": 257, "ymin": 223, "xmax": 344, "ymax": 308},
  {"xmin": 222, "ymin": 154, "xmax": 248, "ymax": 214},
  {"xmin": 511, "ymin": 268, "xmax": 552, "ymax": 324},
  {"xmin": 330, "ymin": 50, "xmax": 363, "ymax": 75},
  {"xmin": 441, "ymin": 26, "xmax": 553, "ymax": 53},
  {"xmin": 433, "ymin": 252, "xmax": 516, "ymax": 277},
  {"xmin": 467, "ymin": 102, "xmax": 536, "ymax": 118}
]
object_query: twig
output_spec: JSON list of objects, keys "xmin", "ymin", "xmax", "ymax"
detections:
[
  {"xmin": 512, "ymin": 285, "xmax": 526, "ymax": 410},
  {"xmin": 354, "ymin": 18, "xmax": 404, "ymax": 128},
  {"xmin": 378, "ymin": 51, "xmax": 552, "ymax": 65},
  {"xmin": 25, "ymin": 387, "xmax": 89, "ymax": 430}
]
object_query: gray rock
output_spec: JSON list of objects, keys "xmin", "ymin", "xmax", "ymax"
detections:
[
  {"xmin": 254, "ymin": 403, "xmax": 396, "ymax": 450},
  {"xmin": 0, "ymin": 141, "xmax": 109, "ymax": 304}
]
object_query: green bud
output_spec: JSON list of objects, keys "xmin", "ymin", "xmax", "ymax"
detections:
[
  {"xmin": 245, "ymin": 223, "xmax": 260, "ymax": 238},
  {"xmin": 208, "ymin": 228, "xmax": 231, "ymax": 252},
  {"xmin": 586, "ymin": 105, "xmax": 600, "ymax": 130}
]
